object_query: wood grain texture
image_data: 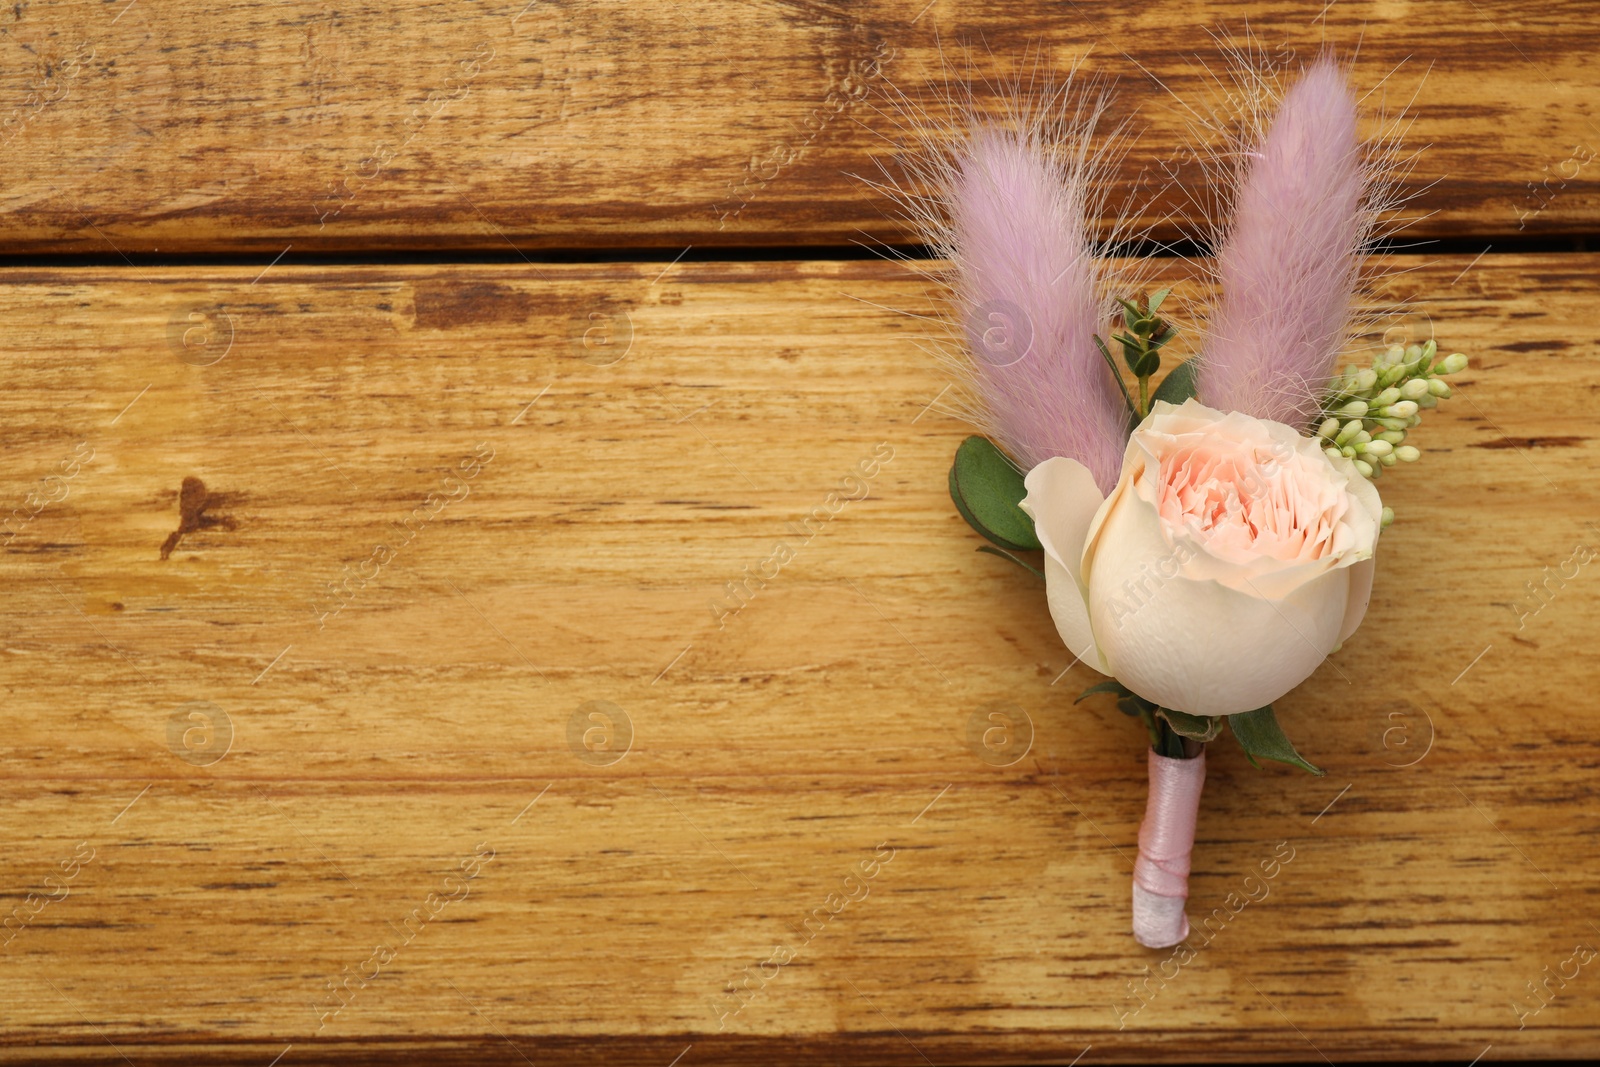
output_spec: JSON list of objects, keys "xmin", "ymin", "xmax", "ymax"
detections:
[
  {"xmin": 1, "ymin": 254, "xmax": 1597, "ymax": 1062},
  {"xmin": 0, "ymin": 0, "xmax": 1596, "ymax": 255}
]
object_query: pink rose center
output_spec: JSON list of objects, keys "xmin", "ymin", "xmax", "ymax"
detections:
[{"xmin": 1156, "ymin": 439, "xmax": 1343, "ymax": 563}]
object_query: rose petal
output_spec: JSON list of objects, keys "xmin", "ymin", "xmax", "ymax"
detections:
[
  {"xmin": 1339, "ymin": 555, "xmax": 1376, "ymax": 644},
  {"xmin": 1020, "ymin": 457, "xmax": 1107, "ymax": 671}
]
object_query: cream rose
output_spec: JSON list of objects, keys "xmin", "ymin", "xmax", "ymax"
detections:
[{"xmin": 1020, "ymin": 398, "xmax": 1382, "ymax": 716}]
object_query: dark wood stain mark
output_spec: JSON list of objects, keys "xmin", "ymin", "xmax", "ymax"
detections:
[
  {"xmin": 1497, "ymin": 340, "xmax": 1570, "ymax": 352},
  {"xmin": 411, "ymin": 282, "xmax": 541, "ymax": 329},
  {"xmin": 1471, "ymin": 436, "xmax": 1588, "ymax": 449},
  {"xmin": 199, "ymin": 882, "xmax": 279, "ymax": 891},
  {"xmin": 159, "ymin": 477, "xmax": 237, "ymax": 560}
]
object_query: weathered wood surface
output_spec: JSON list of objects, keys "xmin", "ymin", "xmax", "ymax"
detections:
[
  {"xmin": 0, "ymin": 0, "xmax": 1596, "ymax": 255},
  {"xmin": 1, "ymin": 254, "xmax": 1596, "ymax": 1062}
]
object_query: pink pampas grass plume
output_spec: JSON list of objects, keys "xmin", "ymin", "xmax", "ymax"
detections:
[
  {"xmin": 1197, "ymin": 55, "xmax": 1365, "ymax": 429},
  {"xmin": 1181, "ymin": 42, "xmax": 1424, "ymax": 431},
  {"xmin": 865, "ymin": 60, "xmax": 1159, "ymax": 494},
  {"xmin": 946, "ymin": 121, "xmax": 1130, "ymax": 491}
]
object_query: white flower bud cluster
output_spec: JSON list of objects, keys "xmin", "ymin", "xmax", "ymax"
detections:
[{"xmin": 1318, "ymin": 340, "xmax": 1469, "ymax": 488}]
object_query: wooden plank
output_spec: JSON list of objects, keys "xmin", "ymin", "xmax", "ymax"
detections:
[
  {"xmin": 0, "ymin": 254, "xmax": 1597, "ymax": 1062},
  {"xmin": 0, "ymin": 1, "xmax": 1596, "ymax": 255}
]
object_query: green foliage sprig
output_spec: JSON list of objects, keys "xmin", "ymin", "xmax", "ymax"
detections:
[
  {"xmin": 1094, "ymin": 289, "xmax": 1180, "ymax": 424},
  {"xmin": 1076, "ymin": 681, "xmax": 1323, "ymax": 774}
]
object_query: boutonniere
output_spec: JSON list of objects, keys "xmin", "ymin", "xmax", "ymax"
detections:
[{"xmin": 883, "ymin": 54, "xmax": 1468, "ymax": 947}]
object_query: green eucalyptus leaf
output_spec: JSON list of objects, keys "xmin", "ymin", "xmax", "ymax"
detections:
[
  {"xmin": 1158, "ymin": 706, "xmax": 1223, "ymax": 742},
  {"xmin": 1150, "ymin": 358, "xmax": 1200, "ymax": 408},
  {"xmin": 1121, "ymin": 343, "xmax": 1142, "ymax": 374},
  {"xmin": 1146, "ymin": 287, "xmax": 1171, "ymax": 314},
  {"xmin": 948, "ymin": 436, "xmax": 1041, "ymax": 552},
  {"xmin": 1227, "ymin": 705, "xmax": 1324, "ymax": 775},
  {"xmin": 975, "ymin": 544, "xmax": 1044, "ymax": 580},
  {"xmin": 1074, "ymin": 680, "xmax": 1130, "ymax": 704}
]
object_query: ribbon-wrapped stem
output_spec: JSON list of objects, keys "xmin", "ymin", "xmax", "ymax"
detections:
[{"xmin": 1132, "ymin": 744, "xmax": 1206, "ymax": 948}]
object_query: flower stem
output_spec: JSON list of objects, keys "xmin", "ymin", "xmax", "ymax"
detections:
[
  {"xmin": 1133, "ymin": 745, "xmax": 1206, "ymax": 947},
  {"xmin": 1107, "ymin": 289, "xmax": 1177, "ymax": 427},
  {"xmin": 1153, "ymin": 716, "xmax": 1189, "ymax": 759}
]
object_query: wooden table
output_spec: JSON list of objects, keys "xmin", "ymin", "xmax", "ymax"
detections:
[{"xmin": 2, "ymin": 2, "xmax": 1596, "ymax": 1063}]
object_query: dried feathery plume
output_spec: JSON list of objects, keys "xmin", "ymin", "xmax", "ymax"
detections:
[
  {"xmin": 1170, "ymin": 39, "xmax": 1428, "ymax": 431},
  {"xmin": 862, "ymin": 53, "xmax": 1164, "ymax": 494}
]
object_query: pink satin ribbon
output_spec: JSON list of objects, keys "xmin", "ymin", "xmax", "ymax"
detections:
[{"xmin": 1132, "ymin": 748, "xmax": 1206, "ymax": 948}]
